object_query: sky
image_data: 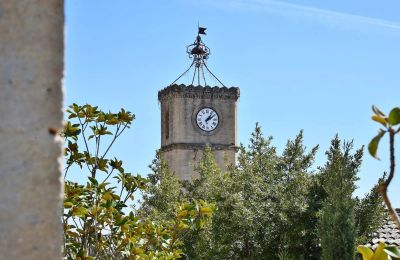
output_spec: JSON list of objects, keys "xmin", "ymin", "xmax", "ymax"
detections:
[{"xmin": 65, "ymin": 0, "xmax": 400, "ymax": 206}]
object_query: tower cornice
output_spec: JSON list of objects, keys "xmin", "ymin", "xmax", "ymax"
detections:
[
  {"xmin": 161, "ymin": 142, "xmax": 239, "ymax": 152},
  {"xmin": 158, "ymin": 84, "xmax": 240, "ymax": 101}
]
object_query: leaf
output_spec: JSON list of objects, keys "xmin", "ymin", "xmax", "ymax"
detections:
[
  {"xmin": 68, "ymin": 113, "xmax": 77, "ymax": 119},
  {"xmin": 178, "ymin": 222, "xmax": 189, "ymax": 229},
  {"xmin": 102, "ymin": 192, "xmax": 113, "ymax": 201},
  {"xmin": 71, "ymin": 103, "xmax": 80, "ymax": 113},
  {"xmin": 121, "ymin": 223, "xmax": 129, "ymax": 233},
  {"xmin": 108, "ymin": 118, "xmax": 118, "ymax": 125},
  {"xmin": 64, "ymin": 202, "xmax": 73, "ymax": 208},
  {"xmin": 72, "ymin": 207, "xmax": 88, "ymax": 217},
  {"xmin": 177, "ymin": 210, "xmax": 188, "ymax": 218},
  {"xmin": 98, "ymin": 159, "xmax": 109, "ymax": 172},
  {"xmin": 66, "ymin": 230, "xmax": 80, "ymax": 237},
  {"xmin": 64, "ymin": 121, "xmax": 81, "ymax": 137},
  {"xmin": 199, "ymin": 206, "xmax": 213, "ymax": 217},
  {"xmin": 98, "ymin": 182, "xmax": 109, "ymax": 189},
  {"xmin": 115, "ymin": 217, "xmax": 128, "ymax": 226},
  {"xmin": 372, "ymin": 115, "xmax": 387, "ymax": 127},
  {"xmin": 374, "ymin": 242, "xmax": 388, "ymax": 260},
  {"xmin": 88, "ymin": 177, "xmax": 98, "ymax": 186},
  {"xmin": 372, "ymin": 105, "xmax": 386, "ymax": 117},
  {"xmin": 97, "ymin": 113, "xmax": 106, "ymax": 122},
  {"xmin": 368, "ymin": 130, "xmax": 386, "ymax": 159},
  {"xmin": 388, "ymin": 107, "xmax": 400, "ymax": 126},
  {"xmin": 357, "ymin": 246, "xmax": 374, "ymax": 260},
  {"xmin": 384, "ymin": 246, "xmax": 400, "ymax": 258},
  {"xmin": 132, "ymin": 247, "xmax": 144, "ymax": 255}
]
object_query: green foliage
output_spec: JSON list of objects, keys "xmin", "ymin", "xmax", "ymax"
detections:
[
  {"xmin": 61, "ymin": 102, "xmax": 396, "ymax": 259},
  {"xmin": 369, "ymin": 106, "xmax": 400, "ymax": 159},
  {"xmin": 319, "ymin": 136, "xmax": 363, "ymax": 260},
  {"xmin": 63, "ymin": 104, "xmax": 213, "ymax": 259},
  {"xmin": 369, "ymin": 130, "xmax": 386, "ymax": 160},
  {"xmin": 180, "ymin": 145, "xmax": 233, "ymax": 259},
  {"xmin": 275, "ymin": 130, "xmax": 319, "ymax": 258},
  {"xmin": 229, "ymin": 125, "xmax": 280, "ymax": 259},
  {"xmin": 369, "ymin": 106, "xmax": 400, "ymax": 227},
  {"xmin": 388, "ymin": 107, "xmax": 400, "ymax": 126},
  {"xmin": 140, "ymin": 123, "xmax": 387, "ymax": 259},
  {"xmin": 141, "ymin": 124, "xmax": 324, "ymax": 259},
  {"xmin": 355, "ymin": 174, "xmax": 386, "ymax": 245},
  {"xmin": 139, "ymin": 151, "xmax": 182, "ymax": 222}
]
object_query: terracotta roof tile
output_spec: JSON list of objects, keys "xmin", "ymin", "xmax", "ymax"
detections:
[{"xmin": 365, "ymin": 209, "xmax": 400, "ymax": 249}]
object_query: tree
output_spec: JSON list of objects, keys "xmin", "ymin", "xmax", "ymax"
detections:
[
  {"xmin": 319, "ymin": 136, "xmax": 363, "ymax": 260},
  {"xmin": 180, "ymin": 145, "xmax": 235, "ymax": 259},
  {"xmin": 182, "ymin": 125, "xmax": 318, "ymax": 259},
  {"xmin": 225, "ymin": 124, "xmax": 280, "ymax": 259},
  {"xmin": 274, "ymin": 130, "xmax": 319, "ymax": 259},
  {"xmin": 63, "ymin": 104, "xmax": 213, "ymax": 259},
  {"xmin": 355, "ymin": 174, "xmax": 386, "ymax": 245},
  {"xmin": 303, "ymin": 173, "xmax": 326, "ymax": 259},
  {"xmin": 139, "ymin": 151, "xmax": 182, "ymax": 222},
  {"xmin": 140, "ymin": 122, "xmax": 386, "ymax": 259}
]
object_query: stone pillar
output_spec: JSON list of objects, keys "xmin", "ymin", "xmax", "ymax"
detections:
[{"xmin": 0, "ymin": 1, "xmax": 64, "ymax": 259}]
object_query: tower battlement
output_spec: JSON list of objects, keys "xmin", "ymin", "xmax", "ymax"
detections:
[{"xmin": 158, "ymin": 84, "xmax": 240, "ymax": 101}]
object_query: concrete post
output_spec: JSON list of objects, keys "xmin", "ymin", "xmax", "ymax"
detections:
[{"xmin": 0, "ymin": 1, "xmax": 64, "ymax": 259}]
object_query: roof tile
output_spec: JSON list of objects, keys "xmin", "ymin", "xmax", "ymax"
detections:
[{"xmin": 365, "ymin": 209, "xmax": 400, "ymax": 248}]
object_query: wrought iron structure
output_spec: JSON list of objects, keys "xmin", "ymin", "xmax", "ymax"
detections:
[{"xmin": 170, "ymin": 27, "xmax": 226, "ymax": 87}]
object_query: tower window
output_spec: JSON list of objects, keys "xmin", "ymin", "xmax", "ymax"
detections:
[{"xmin": 165, "ymin": 108, "xmax": 169, "ymax": 139}]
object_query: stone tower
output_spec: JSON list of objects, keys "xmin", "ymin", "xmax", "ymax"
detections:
[{"xmin": 158, "ymin": 28, "xmax": 240, "ymax": 180}]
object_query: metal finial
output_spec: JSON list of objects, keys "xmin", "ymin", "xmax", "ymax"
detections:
[
  {"xmin": 170, "ymin": 27, "xmax": 226, "ymax": 87},
  {"xmin": 186, "ymin": 33, "xmax": 210, "ymax": 69}
]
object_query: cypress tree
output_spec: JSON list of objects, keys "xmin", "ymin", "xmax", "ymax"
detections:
[
  {"xmin": 354, "ymin": 174, "xmax": 386, "ymax": 245},
  {"xmin": 139, "ymin": 151, "xmax": 181, "ymax": 221},
  {"xmin": 319, "ymin": 136, "xmax": 363, "ymax": 260}
]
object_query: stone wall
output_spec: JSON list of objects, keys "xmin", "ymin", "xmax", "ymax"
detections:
[
  {"xmin": 0, "ymin": 1, "xmax": 64, "ymax": 259},
  {"xmin": 163, "ymin": 148, "xmax": 235, "ymax": 181}
]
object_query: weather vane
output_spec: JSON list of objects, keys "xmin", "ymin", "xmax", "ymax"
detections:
[
  {"xmin": 170, "ymin": 26, "xmax": 226, "ymax": 87},
  {"xmin": 187, "ymin": 27, "xmax": 210, "ymax": 68}
]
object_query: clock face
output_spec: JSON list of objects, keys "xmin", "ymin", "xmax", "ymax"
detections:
[{"xmin": 196, "ymin": 107, "xmax": 219, "ymax": 132}]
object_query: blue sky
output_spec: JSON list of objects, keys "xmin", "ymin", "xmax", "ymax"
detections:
[{"xmin": 65, "ymin": 0, "xmax": 400, "ymax": 206}]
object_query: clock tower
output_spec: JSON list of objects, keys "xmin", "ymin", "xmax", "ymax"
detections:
[{"xmin": 158, "ymin": 28, "xmax": 240, "ymax": 181}]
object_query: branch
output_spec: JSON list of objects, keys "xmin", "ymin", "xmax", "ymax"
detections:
[
  {"xmin": 100, "ymin": 123, "xmax": 121, "ymax": 161},
  {"xmin": 379, "ymin": 128, "xmax": 400, "ymax": 228},
  {"xmin": 93, "ymin": 121, "xmax": 101, "ymax": 177},
  {"xmin": 123, "ymin": 191, "xmax": 133, "ymax": 204},
  {"xmin": 64, "ymin": 164, "xmax": 71, "ymax": 179},
  {"xmin": 77, "ymin": 116, "xmax": 93, "ymax": 174},
  {"xmin": 78, "ymin": 117, "xmax": 91, "ymax": 157},
  {"xmin": 101, "ymin": 168, "xmax": 114, "ymax": 184}
]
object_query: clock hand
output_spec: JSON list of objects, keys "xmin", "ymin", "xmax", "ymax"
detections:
[{"xmin": 205, "ymin": 114, "xmax": 215, "ymax": 123}]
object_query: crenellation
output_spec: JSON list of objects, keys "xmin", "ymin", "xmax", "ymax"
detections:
[{"xmin": 158, "ymin": 84, "xmax": 240, "ymax": 101}]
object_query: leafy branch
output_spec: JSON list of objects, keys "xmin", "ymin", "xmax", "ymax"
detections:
[
  {"xmin": 62, "ymin": 104, "xmax": 213, "ymax": 259},
  {"xmin": 369, "ymin": 105, "xmax": 400, "ymax": 228}
]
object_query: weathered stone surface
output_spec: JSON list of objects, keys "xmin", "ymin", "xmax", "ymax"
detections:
[
  {"xmin": 0, "ymin": 1, "xmax": 64, "ymax": 259},
  {"xmin": 158, "ymin": 84, "xmax": 240, "ymax": 101}
]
